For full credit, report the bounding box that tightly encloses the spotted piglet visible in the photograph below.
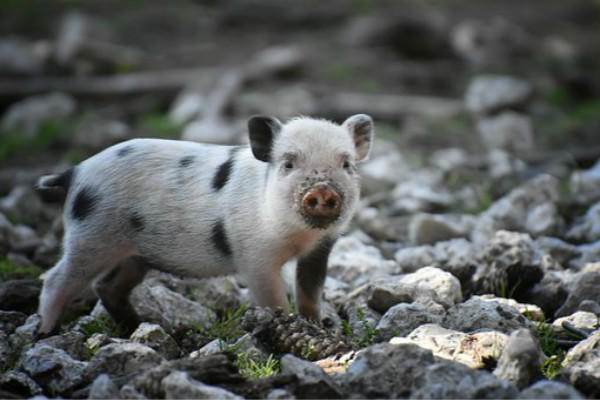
[35,115,374,335]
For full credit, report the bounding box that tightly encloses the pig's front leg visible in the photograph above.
[243,261,290,312]
[296,237,336,321]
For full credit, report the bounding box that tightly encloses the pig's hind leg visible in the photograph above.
[93,256,149,335]
[38,235,133,336]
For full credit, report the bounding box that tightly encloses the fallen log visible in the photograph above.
[0,68,216,98]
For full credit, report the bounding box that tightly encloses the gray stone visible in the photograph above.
[561,331,600,398]
[266,388,295,399]
[280,354,342,398]
[376,302,444,340]
[430,148,469,172]
[394,239,477,285]
[487,149,527,179]
[478,112,534,152]
[0,370,43,398]
[131,283,216,333]
[391,323,508,369]
[443,295,532,334]
[473,230,544,299]
[0,310,27,334]
[19,344,88,395]
[7,224,42,254]
[480,295,545,321]
[555,272,600,317]
[185,276,243,312]
[535,237,581,265]
[413,361,519,399]
[567,202,600,243]
[518,380,584,399]
[465,75,533,115]
[9,314,40,352]
[553,311,599,331]
[342,343,435,398]
[130,323,180,360]
[86,342,164,380]
[162,371,242,399]
[1,92,76,136]
[0,38,49,75]
[570,241,600,270]
[89,374,120,399]
[0,279,40,314]
[359,149,412,194]
[493,329,543,389]
[37,331,88,360]
[452,18,531,66]
[328,235,397,286]
[189,339,222,359]
[391,170,454,214]
[0,332,12,371]
[0,185,52,228]
[472,175,562,244]
[409,213,476,245]
[570,160,600,205]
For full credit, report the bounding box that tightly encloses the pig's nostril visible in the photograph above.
[326,198,337,209]
[307,197,318,208]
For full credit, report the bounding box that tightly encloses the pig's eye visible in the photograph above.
[343,160,351,170]
[284,161,294,170]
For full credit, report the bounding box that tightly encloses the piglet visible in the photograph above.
[35,115,374,335]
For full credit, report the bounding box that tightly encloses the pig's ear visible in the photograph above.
[343,114,374,162]
[248,115,282,162]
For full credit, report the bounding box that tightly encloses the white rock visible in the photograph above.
[328,235,397,286]
[169,91,207,125]
[465,75,533,115]
[409,213,476,245]
[390,323,508,369]
[162,371,242,399]
[181,117,240,144]
[130,322,180,359]
[478,111,534,152]
[472,174,562,244]
[570,159,600,205]
[1,92,76,137]
[399,266,462,307]
[376,302,444,339]
[567,202,600,243]
[443,295,533,334]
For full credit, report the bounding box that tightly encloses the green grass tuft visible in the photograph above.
[535,319,565,380]
[0,258,44,281]
[343,307,379,348]
[200,304,248,342]
[235,352,280,380]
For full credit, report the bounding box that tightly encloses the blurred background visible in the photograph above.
[1,0,600,269]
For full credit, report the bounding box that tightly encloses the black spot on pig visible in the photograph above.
[179,155,195,168]
[72,187,99,221]
[212,156,234,191]
[117,145,134,157]
[129,212,145,232]
[211,219,232,256]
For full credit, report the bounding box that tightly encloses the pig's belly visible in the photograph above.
[134,236,238,279]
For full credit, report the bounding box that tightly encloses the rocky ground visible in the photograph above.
[1,1,600,399]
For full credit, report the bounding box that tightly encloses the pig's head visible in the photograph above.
[248,114,374,232]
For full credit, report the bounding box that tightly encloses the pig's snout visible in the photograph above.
[302,183,342,220]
